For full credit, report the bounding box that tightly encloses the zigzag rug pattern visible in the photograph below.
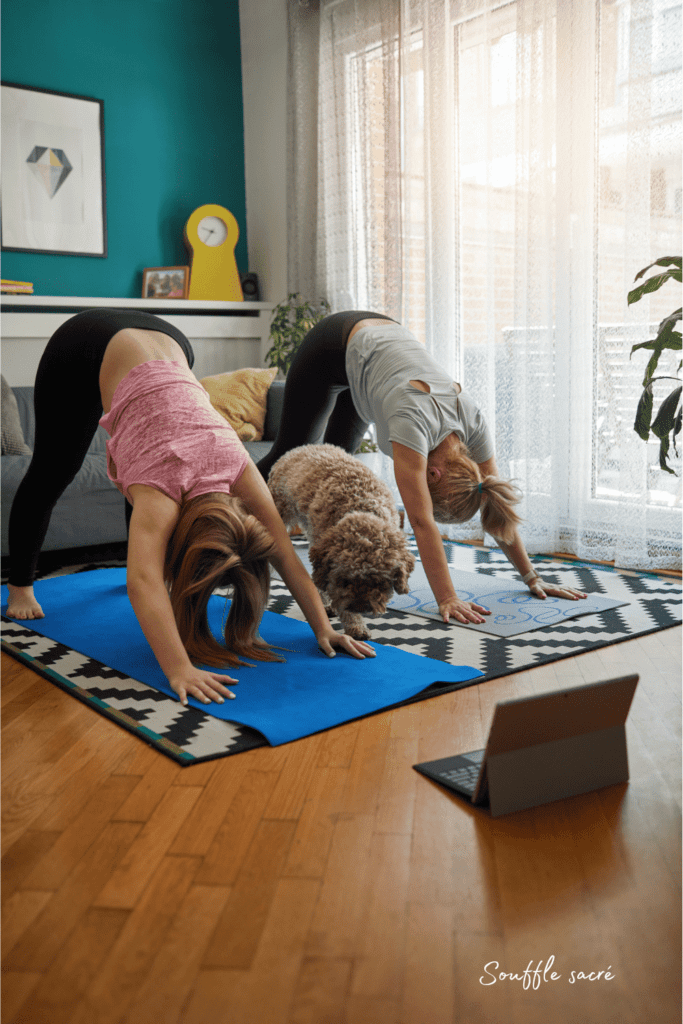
[2,541,680,764]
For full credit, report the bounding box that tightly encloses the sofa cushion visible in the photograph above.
[200,367,277,442]
[1,375,31,455]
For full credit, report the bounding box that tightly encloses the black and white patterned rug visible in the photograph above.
[2,540,680,765]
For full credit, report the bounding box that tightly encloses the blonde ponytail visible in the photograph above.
[164,492,283,668]
[428,442,522,544]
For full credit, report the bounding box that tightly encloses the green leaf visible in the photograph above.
[657,307,682,334]
[630,320,682,384]
[651,386,682,440]
[650,386,682,475]
[628,268,681,305]
[630,339,657,357]
[658,434,675,474]
[634,257,682,281]
[633,387,653,441]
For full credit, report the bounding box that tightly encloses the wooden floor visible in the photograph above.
[2,625,681,1024]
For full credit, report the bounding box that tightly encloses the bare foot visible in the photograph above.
[6,584,45,620]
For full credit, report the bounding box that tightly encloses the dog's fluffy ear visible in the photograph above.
[393,550,416,594]
[309,541,332,591]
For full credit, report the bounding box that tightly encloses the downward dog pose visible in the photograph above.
[257,312,586,625]
[7,309,373,706]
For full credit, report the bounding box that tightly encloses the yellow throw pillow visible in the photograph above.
[200,367,278,442]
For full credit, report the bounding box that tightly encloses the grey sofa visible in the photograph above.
[1,380,286,559]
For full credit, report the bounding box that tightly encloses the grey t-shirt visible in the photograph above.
[346,324,494,461]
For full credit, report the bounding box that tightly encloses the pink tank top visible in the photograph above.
[99,361,249,504]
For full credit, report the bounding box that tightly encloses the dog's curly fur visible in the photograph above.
[268,444,415,639]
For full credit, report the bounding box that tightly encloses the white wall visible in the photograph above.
[239,0,288,305]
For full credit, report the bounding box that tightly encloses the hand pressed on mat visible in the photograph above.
[438,596,491,625]
[169,666,237,706]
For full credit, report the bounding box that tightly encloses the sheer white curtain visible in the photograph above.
[288,0,682,570]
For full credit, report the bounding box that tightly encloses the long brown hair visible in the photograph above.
[428,441,522,544]
[164,492,283,668]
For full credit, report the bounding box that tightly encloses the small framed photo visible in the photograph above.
[1,81,107,256]
[142,266,189,299]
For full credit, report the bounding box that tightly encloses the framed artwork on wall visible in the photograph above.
[0,81,107,257]
[142,266,189,299]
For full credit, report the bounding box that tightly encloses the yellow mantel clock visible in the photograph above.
[183,204,243,301]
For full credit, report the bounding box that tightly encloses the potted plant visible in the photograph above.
[629,256,681,474]
[265,293,330,377]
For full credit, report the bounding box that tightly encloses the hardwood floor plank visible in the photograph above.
[338,713,392,817]
[201,819,298,970]
[264,734,325,820]
[372,715,420,837]
[2,717,138,855]
[317,721,359,768]
[1,689,100,775]
[119,884,232,1024]
[12,907,130,1024]
[1,889,52,964]
[67,856,200,1024]
[23,724,141,835]
[416,683,483,764]
[407,771,464,908]
[350,833,411,998]
[112,756,183,822]
[489,809,596,940]
[21,775,140,891]
[401,903,455,1024]
[93,786,202,909]
[305,814,375,958]
[344,995,401,1024]
[1,971,42,1024]
[1,679,54,727]
[287,957,353,1024]
[184,878,320,1024]
[109,740,164,777]
[0,654,39,701]
[169,755,251,856]
[193,769,282,886]
[172,759,219,786]
[1,829,61,906]
[370,737,419,839]
[177,970,244,1024]
[282,766,348,879]
[3,822,141,973]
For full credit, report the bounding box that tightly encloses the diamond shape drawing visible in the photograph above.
[26,146,73,198]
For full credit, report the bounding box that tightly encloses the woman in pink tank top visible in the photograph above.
[7,312,374,707]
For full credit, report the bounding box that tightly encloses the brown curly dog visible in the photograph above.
[268,444,415,639]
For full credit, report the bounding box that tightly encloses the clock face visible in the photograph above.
[197,215,228,247]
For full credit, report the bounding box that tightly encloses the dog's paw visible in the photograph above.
[339,612,372,641]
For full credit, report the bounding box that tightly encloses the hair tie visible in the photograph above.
[477,481,483,494]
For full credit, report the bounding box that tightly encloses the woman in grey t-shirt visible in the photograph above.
[257,313,585,624]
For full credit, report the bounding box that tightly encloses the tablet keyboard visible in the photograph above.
[438,763,481,793]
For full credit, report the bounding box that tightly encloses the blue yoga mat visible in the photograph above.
[2,569,482,746]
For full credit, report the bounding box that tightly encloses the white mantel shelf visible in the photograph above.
[1,296,275,386]
[0,295,273,313]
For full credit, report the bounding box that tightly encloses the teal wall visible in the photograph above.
[1,0,247,298]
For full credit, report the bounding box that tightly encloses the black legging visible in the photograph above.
[256,311,395,480]
[8,309,195,587]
